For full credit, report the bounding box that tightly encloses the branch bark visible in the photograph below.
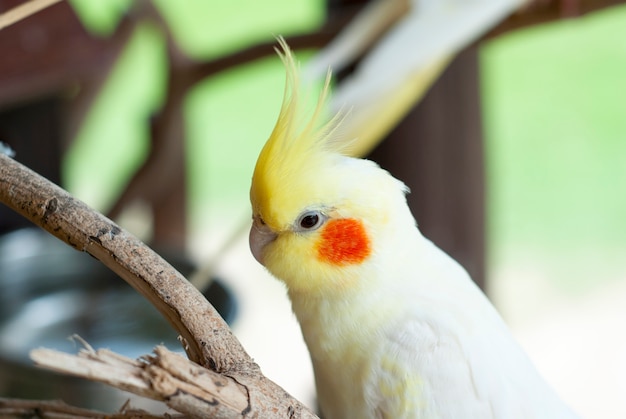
[0,153,317,418]
[0,397,167,419]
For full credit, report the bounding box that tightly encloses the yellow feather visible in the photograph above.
[250,37,340,232]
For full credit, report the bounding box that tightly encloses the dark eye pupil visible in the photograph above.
[300,214,319,229]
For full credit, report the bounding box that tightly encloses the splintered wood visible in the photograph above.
[30,344,248,417]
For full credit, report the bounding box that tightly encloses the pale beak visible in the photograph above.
[249,218,277,265]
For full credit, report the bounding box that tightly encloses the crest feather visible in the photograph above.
[250,38,345,228]
[265,37,340,158]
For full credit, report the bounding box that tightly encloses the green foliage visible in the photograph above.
[482,6,626,289]
[69,0,132,36]
[63,23,166,210]
[152,0,324,58]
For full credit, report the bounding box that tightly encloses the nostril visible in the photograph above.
[252,215,266,227]
[249,222,278,266]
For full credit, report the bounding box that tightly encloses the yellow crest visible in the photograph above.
[250,38,343,231]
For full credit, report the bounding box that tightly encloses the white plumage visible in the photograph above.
[286,169,579,418]
[250,36,578,418]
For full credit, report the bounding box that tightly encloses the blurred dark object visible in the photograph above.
[0,96,64,233]
[0,0,130,234]
[0,228,176,410]
[0,0,125,107]
[0,228,236,410]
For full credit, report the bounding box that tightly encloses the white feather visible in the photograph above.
[303,0,528,156]
[327,0,526,112]
[286,168,578,418]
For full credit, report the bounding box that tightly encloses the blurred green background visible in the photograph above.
[64,1,626,294]
[483,6,626,293]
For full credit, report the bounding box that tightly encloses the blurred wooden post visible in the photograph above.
[368,45,486,290]
[144,72,188,252]
[0,96,64,233]
[0,0,128,234]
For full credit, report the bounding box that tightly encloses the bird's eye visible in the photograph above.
[301,214,319,229]
[297,211,325,231]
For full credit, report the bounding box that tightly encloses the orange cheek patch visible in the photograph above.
[316,218,371,265]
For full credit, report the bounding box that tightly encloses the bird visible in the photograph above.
[249,38,578,419]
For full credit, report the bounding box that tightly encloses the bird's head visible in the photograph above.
[249,39,412,298]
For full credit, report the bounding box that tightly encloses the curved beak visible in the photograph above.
[249,218,277,265]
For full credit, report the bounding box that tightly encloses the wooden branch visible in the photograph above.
[0,153,318,418]
[0,0,63,30]
[0,397,166,419]
[488,0,626,38]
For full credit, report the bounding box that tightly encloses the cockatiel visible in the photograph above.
[249,40,578,419]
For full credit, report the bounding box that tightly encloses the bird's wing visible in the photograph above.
[368,315,493,419]
[369,308,579,419]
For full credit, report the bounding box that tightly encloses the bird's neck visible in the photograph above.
[287,263,407,349]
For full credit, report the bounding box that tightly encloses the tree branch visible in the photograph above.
[0,0,63,30]
[0,397,167,419]
[0,153,317,417]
